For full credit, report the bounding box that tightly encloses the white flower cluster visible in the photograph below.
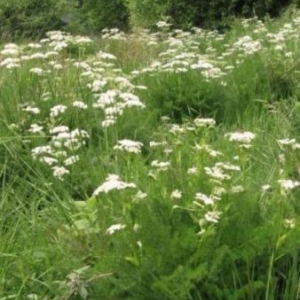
[193,118,216,127]
[225,131,255,148]
[114,139,143,154]
[151,160,171,171]
[278,179,300,193]
[93,174,136,195]
[31,126,89,180]
[92,90,145,128]
[106,224,126,235]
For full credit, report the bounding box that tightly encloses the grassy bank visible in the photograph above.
[1,12,300,299]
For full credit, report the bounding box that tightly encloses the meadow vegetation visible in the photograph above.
[2,7,300,300]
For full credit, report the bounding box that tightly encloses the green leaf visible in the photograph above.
[125,256,139,266]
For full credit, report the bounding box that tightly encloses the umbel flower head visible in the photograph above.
[114,139,143,154]
[225,131,255,144]
[93,174,136,195]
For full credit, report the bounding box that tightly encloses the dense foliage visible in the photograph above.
[73,0,129,34]
[0,0,297,38]
[0,0,67,39]
[165,0,295,30]
[0,0,128,39]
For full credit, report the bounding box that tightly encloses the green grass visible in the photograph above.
[1,12,300,300]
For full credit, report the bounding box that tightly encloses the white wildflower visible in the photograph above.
[106,224,126,235]
[27,43,42,49]
[212,186,227,198]
[292,143,300,150]
[278,179,300,191]
[171,189,182,200]
[229,185,244,193]
[278,154,285,164]
[64,138,81,150]
[225,131,255,144]
[30,68,44,76]
[40,156,58,166]
[156,21,171,28]
[28,124,43,133]
[134,190,147,201]
[50,105,67,117]
[72,101,88,109]
[32,146,52,157]
[49,126,69,134]
[195,193,214,205]
[93,90,117,108]
[119,93,145,109]
[169,124,185,134]
[187,166,198,175]
[27,294,38,300]
[204,166,231,180]
[97,51,116,60]
[93,174,136,195]
[53,41,68,51]
[89,79,107,92]
[45,51,58,58]
[104,106,123,116]
[161,116,171,122]
[0,57,20,68]
[3,43,19,50]
[1,48,19,56]
[151,160,171,171]
[215,162,241,172]
[194,118,216,127]
[114,139,143,154]
[74,36,93,44]
[22,106,40,114]
[284,218,295,229]
[277,138,296,146]
[64,155,80,166]
[149,141,168,148]
[52,166,70,180]
[261,184,271,191]
[204,211,221,223]
[71,129,89,139]
[53,63,63,70]
[114,76,134,89]
[30,53,46,60]
[194,144,223,157]
[53,150,68,158]
[102,117,117,127]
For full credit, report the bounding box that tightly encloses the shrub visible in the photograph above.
[0,0,129,39]
[123,0,168,28]
[123,0,294,31]
[74,0,129,34]
[0,0,71,39]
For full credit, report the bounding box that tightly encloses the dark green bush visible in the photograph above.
[165,0,294,30]
[70,0,129,34]
[0,0,129,39]
[0,0,70,39]
[123,0,168,28]
[123,0,294,30]
[0,0,295,39]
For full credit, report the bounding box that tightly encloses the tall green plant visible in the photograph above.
[123,0,169,28]
[122,0,293,32]
[76,0,129,33]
